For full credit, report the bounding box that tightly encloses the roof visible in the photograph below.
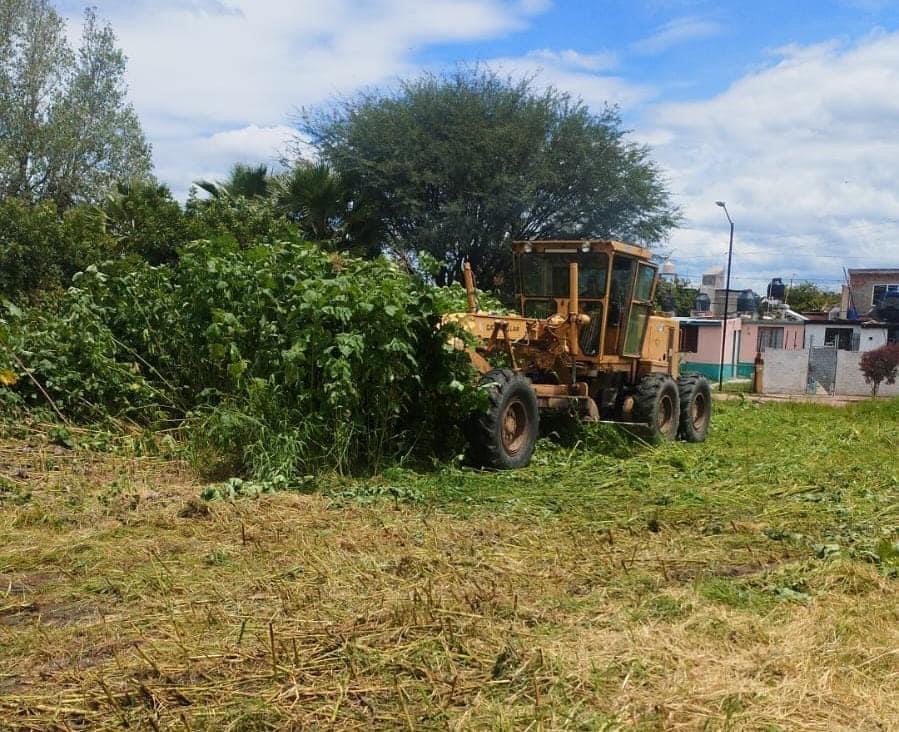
[806,319,861,326]
[512,240,652,260]
[675,317,740,326]
[742,319,802,326]
[847,268,899,276]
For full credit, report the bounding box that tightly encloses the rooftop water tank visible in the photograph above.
[660,291,676,313]
[694,292,711,312]
[737,289,757,314]
[767,278,786,301]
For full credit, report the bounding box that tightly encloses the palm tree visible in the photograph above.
[195,163,270,199]
[273,162,382,256]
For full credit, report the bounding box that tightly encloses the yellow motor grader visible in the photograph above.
[446,239,712,469]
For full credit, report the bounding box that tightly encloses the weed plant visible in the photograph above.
[0,236,478,478]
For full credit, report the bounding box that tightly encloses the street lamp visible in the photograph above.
[715,201,735,390]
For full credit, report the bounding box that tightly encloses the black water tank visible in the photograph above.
[694,292,711,312]
[767,278,786,301]
[660,291,676,313]
[737,289,757,314]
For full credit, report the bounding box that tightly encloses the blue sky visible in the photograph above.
[59,0,899,291]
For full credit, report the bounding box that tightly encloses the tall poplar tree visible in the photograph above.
[0,1,151,207]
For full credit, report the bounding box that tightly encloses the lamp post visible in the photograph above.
[715,201,735,390]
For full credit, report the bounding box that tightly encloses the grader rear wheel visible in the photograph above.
[633,374,680,444]
[467,369,539,469]
[677,374,712,442]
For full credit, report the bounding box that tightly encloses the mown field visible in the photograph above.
[1,398,898,731]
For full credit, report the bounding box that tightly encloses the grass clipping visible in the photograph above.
[0,399,898,729]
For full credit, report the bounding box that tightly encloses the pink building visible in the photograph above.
[740,320,806,361]
[677,317,743,380]
[678,317,807,381]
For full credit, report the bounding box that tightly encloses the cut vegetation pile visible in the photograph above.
[1,398,897,729]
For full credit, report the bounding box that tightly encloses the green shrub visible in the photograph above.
[0,236,478,477]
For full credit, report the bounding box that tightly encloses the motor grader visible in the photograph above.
[445,239,712,469]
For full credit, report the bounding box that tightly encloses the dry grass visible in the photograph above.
[1,401,898,730]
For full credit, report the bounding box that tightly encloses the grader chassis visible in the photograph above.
[447,239,711,469]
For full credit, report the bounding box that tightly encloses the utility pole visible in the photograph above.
[715,201,735,390]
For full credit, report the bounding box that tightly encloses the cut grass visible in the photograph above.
[0,399,897,729]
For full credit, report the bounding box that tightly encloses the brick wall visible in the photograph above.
[835,350,899,397]
[761,349,809,394]
[761,348,899,397]
[848,271,899,314]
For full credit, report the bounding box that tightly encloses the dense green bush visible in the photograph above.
[0,199,112,302]
[0,236,478,477]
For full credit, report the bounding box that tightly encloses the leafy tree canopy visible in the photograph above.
[785,281,840,313]
[860,343,899,397]
[655,276,698,317]
[302,68,679,287]
[0,2,152,207]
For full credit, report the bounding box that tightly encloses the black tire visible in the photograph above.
[467,369,539,469]
[633,374,680,444]
[677,374,712,442]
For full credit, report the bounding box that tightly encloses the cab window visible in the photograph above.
[519,252,608,299]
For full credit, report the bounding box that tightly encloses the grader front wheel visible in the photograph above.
[468,369,539,469]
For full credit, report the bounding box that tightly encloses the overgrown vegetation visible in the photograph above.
[0,233,478,477]
[0,399,896,728]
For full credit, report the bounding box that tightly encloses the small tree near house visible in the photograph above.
[859,343,899,397]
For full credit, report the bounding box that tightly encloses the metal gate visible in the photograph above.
[807,346,837,395]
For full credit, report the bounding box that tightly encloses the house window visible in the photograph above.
[872,284,899,306]
[680,325,699,353]
[757,326,783,351]
[824,327,855,350]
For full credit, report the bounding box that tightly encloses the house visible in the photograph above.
[841,268,899,319]
[815,268,899,349]
[678,304,807,381]
[740,318,806,364]
[805,320,899,351]
[677,316,742,380]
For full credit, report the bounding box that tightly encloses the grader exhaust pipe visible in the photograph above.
[463,261,479,313]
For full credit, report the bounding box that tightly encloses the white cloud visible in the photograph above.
[201,125,296,160]
[525,48,618,72]
[641,32,899,291]
[64,0,549,198]
[632,16,722,55]
[487,50,653,110]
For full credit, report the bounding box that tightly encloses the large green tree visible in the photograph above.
[0,2,151,207]
[302,69,679,286]
[785,281,840,313]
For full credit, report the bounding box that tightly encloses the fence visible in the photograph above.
[760,348,899,397]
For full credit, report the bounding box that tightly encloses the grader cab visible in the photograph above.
[447,240,711,469]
